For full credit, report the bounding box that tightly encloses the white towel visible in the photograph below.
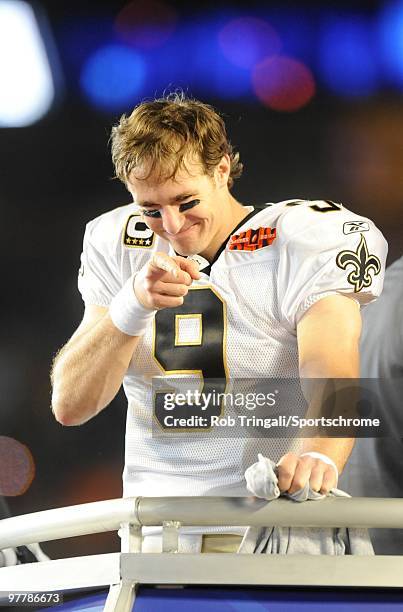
[238,454,374,555]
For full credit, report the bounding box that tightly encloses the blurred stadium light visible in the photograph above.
[252,56,316,112]
[218,16,281,70]
[183,16,253,99]
[379,0,403,87]
[266,8,314,67]
[80,44,146,112]
[115,0,178,50]
[0,0,55,126]
[17,0,403,115]
[0,436,35,496]
[318,12,380,97]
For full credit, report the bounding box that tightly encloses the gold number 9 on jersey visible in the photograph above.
[153,286,227,430]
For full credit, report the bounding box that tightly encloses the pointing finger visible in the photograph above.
[173,256,201,280]
[149,252,180,279]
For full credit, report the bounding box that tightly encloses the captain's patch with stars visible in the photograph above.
[123,215,155,248]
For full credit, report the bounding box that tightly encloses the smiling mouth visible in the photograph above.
[168,223,200,238]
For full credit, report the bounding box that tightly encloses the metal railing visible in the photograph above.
[1,495,403,549]
[0,496,403,611]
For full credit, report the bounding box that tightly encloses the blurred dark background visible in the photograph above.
[0,0,402,559]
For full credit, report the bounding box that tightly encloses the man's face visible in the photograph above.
[127,157,230,259]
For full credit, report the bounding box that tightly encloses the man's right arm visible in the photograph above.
[51,305,140,426]
[51,252,201,427]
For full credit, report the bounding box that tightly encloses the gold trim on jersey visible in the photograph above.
[174,313,203,346]
[151,284,228,433]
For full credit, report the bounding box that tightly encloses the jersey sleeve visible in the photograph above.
[77,218,122,307]
[276,201,388,330]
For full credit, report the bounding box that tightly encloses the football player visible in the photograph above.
[51,93,387,552]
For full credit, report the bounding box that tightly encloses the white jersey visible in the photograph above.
[78,199,387,499]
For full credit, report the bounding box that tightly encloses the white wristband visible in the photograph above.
[300,451,339,481]
[109,274,156,336]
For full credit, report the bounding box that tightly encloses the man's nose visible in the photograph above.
[161,207,184,235]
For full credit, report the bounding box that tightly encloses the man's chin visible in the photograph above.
[172,246,198,257]
[169,238,203,257]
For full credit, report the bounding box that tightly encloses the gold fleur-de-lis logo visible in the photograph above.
[336,234,381,292]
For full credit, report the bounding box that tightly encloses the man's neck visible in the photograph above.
[200,197,252,262]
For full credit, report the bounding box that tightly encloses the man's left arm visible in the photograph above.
[277,293,361,494]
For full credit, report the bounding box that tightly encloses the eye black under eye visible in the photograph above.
[142,199,200,218]
[143,209,162,218]
[179,199,200,212]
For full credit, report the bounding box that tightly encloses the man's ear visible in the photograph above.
[215,154,231,187]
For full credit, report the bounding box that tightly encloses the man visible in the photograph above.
[339,256,403,554]
[51,93,387,552]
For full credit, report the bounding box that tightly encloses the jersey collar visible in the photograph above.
[181,205,265,277]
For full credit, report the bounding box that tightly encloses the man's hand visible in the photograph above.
[277,452,337,495]
[134,252,201,310]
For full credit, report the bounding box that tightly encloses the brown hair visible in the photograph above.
[110,92,243,189]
